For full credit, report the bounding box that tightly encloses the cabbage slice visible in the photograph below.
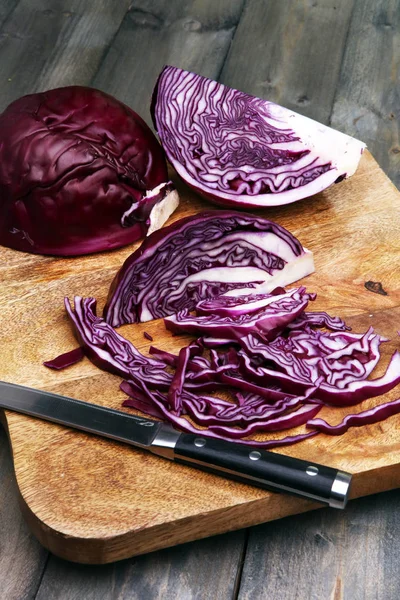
[104,210,314,326]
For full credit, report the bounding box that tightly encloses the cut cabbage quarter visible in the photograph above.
[152,66,365,208]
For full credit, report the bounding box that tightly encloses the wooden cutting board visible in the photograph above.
[1,150,400,564]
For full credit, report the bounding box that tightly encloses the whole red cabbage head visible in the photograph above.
[0,86,179,256]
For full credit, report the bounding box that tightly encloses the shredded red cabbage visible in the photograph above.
[307,397,400,435]
[195,287,288,316]
[121,379,319,449]
[208,403,321,438]
[168,344,194,413]
[64,296,171,389]
[237,328,400,405]
[286,311,350,331]
[165,287,314,341]
[61,289,400,450]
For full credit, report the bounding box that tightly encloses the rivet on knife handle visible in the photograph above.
[151,430,352,509]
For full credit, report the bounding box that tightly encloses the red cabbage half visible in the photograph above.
[104,210,314,326]
[151,66,365,208]
[0,86,179,256]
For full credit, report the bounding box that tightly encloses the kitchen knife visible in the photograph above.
[0,380,352,508]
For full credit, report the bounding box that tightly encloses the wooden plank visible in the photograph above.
[0,425,48,600]
[219,0,355,124]
[236,489,400,600]
[0,0,18,28]
[92,0,246,124]
[331,0,400,188]
[35,530,245,600]
[0,0,131,111]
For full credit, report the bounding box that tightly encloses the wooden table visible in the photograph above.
[0,1,399,598]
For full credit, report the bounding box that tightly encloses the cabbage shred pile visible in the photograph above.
[60,289,400,449]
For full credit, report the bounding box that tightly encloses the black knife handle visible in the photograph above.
[173,433,351,508]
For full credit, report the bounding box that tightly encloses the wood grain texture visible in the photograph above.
[1,151,400,564]
[237,489,400,600]
[92,0,246,124]
[0,0,131,110]
[331,0,400,187]
[34,530,245,600]
[220,0,355,124]
[0,425,48,600]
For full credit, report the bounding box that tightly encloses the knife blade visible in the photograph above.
[0,380,352,508]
